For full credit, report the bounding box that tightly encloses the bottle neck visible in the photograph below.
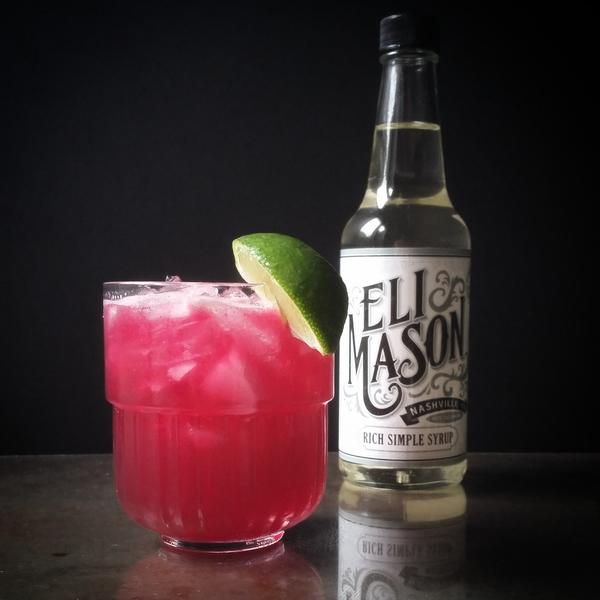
[364,50,449,208]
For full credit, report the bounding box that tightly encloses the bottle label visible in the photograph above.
[338,249,470,464]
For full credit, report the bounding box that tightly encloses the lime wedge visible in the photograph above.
[232,233,348,355]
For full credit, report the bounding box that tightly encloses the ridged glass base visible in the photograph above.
[339,455,467,488]
[160,531,285,554]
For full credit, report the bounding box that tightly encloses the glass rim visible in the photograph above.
[102,281,266,301]
[103,281,263,287]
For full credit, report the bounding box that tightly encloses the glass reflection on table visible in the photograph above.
[338,482,466,600]
[116,541,324,599]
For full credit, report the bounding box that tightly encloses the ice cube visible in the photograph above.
[219,285,251,299]
[103,303,119,326]
[166,299,192,319]
[168,360,196,381]
[200,350,257,412]
[185,420,224,448]
[131,291,192,320]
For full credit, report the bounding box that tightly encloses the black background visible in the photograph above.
[3,2,592,454]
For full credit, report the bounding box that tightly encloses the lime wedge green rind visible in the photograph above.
[232,233,348,355]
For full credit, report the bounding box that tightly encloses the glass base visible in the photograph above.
[160,531,285,554]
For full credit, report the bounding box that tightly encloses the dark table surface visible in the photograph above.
[1,452,599,599]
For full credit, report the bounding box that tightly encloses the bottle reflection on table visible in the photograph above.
[116,542,324,599]
[338,482,466,600]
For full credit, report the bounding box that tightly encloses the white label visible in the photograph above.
[338,512,465,600]
[339,250,470,463]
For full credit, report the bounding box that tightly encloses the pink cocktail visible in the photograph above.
[103,282,333,552]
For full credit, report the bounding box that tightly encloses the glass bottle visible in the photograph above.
[338,14,471,486]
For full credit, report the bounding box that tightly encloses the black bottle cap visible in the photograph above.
[379,13,439,53]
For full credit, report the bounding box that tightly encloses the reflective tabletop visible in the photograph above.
[1,452,598,599]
